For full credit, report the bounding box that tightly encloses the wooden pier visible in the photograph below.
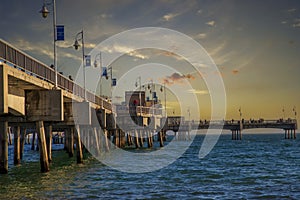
[0,38,298,174]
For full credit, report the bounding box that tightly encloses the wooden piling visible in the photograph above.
[104,129,110,152]
[20,127,26,160]
[69,128,74,157]
[36,121,49,173]
[0,121,8,174]
[294,129,296,139]
[31,132,36,150]
[75,125,83,164]
[45,125,52,162]
[93,127,100,156]
[139,130,144,148]
[13,126,21,165]
[158,131,164,147]
[134,129,140,148]
[284,129,287,139]
[8,127,12,146]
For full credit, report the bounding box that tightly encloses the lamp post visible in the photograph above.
[293,106,297,119]
[40,0,58,88]
[160,83,167,117]
[94,52,102,96]
[135,76,142,116]
[73,30,86,101]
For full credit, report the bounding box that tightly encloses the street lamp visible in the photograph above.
[160,83,167,117]
[73,30,86,101]
[135,76,142,116]
[94,52,103,96]
[39,0,58,88]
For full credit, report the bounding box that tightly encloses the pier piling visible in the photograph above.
[13,126,21,165]
[0,121,8,174]
[36,121,49,173]
[75,125,83,164]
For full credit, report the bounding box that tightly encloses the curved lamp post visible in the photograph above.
[73,30,86,101]
[40,0,58,88]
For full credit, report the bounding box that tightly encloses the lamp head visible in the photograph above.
[40,5,49,18]
[73,40,80,50]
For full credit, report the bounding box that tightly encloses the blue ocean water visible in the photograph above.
[1,133,300,199]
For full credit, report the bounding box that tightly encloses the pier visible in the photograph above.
[0,38,298,174]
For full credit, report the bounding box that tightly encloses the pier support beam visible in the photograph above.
[0,121,8,174]
[13,126,21,165]
[36,121,49,173]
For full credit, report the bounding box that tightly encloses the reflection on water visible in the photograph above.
[1,133,300,199]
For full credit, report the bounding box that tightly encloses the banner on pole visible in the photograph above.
[85,55,91,67]
[56,25,64,41]
[112,78,117,86]
[102,67,107,77]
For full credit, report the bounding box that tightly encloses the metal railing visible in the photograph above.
[0,39,111,111]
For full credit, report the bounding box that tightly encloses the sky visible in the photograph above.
[1,0,300,121]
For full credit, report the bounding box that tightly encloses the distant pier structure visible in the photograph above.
[0,38,298,174]
[165,117,297,140]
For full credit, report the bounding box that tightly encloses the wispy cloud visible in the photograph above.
[102,44,149,60]
[287,8,297,13]
[292,19,300,28]
[162,12,180,21]
[161,72,195,85]
[195,33,207,39]
[232,69,239,75]
[187,89,208,95]
[206,20,216,27]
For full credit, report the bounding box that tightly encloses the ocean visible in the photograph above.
[1,132,299,199]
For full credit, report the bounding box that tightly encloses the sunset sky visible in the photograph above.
[1,0,300,121]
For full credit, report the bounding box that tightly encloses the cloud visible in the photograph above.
[187,89,208,95]
[206,20,216,27]
[287,8,297,13]
[232,69,239,75]
[162,13,180,21]
[100,13,112,19]
[161,72,195,85]
[292,19,300,28]
[102,44,149,60]
[195,33,207,39]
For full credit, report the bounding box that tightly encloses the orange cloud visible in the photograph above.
[232,69,239,75]
[161,72,195,85]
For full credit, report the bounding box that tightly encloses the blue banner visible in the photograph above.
[85,55,91,67]
[56,25,64,41]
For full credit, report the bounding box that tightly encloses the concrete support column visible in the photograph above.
[13,126,21,165]
[0,121,8,174]
[36,121,49,173]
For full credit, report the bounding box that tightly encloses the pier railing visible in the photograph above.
[0,39,111,111]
